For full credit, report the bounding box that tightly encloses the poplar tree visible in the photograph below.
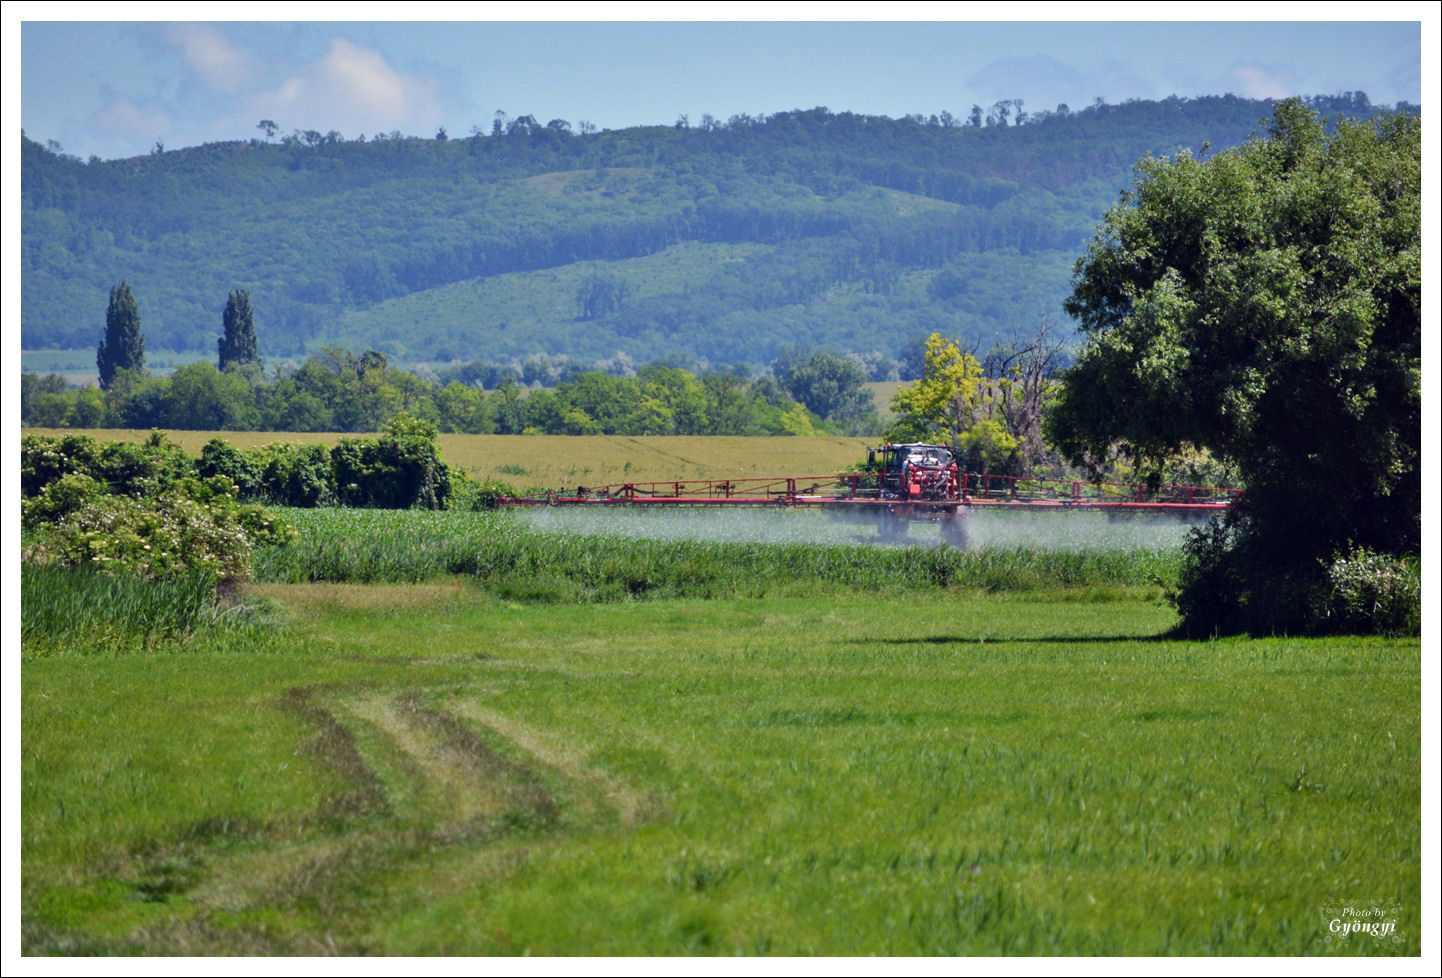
[218,289,259,373]
[96,282,145,390]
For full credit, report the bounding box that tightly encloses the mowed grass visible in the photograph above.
[23,429,873,490]
[22,581,1420,955]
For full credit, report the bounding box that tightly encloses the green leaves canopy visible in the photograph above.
[1055,102,1418,472]
[1048,101,1420,632]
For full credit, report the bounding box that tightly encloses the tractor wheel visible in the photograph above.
[880,507,909,543]
[942,511,970,550]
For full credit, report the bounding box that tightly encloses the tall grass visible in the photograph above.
[255,508,1182,601]
[21,564,277,656]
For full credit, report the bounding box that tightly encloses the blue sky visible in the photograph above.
[13,9,1427,161]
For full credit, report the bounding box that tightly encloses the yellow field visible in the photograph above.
[864,380,904,421]
[23,429,874,490]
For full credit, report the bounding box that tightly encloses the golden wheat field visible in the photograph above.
[23,429,875,490]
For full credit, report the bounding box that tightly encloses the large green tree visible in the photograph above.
[218,289,260,373]
[784,353,874,422]
[96,282,145,390]
[1047,101,1420,634]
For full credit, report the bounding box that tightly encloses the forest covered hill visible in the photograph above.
[22,92,1405,374]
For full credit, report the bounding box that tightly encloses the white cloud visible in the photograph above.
[159,23,253,94]
[249,38,442,136]
[91,93,171,147]
[1228,63,1298,100]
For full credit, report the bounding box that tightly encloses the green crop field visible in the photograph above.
[19,508,1421,956]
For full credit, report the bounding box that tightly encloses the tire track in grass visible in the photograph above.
[342,692,557,834]
[401,696,558,825]
[185,690,564,921]
[449,700,662,827]
[277,686,389,821]
[145,685,654,951]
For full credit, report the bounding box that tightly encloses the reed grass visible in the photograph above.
[254,508,1183,600]
[21,564,280,656]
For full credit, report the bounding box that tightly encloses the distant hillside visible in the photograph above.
[22,93,1404,370]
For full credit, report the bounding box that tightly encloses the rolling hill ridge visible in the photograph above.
[22,92,1404,372]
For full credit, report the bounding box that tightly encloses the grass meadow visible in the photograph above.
[19,506,1421,956]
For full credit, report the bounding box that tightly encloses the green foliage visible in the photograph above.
[1316,547,1420,636]
[956,419,1020,474]
[196,437,265,497]
[383,412,438,441]
[782,353,874,421]
[448,474,520,511]
[21,433,103,497]
[1050,102,1420,635]
[23,428,459,512]
[888,333,985,444]
[332,421,450,509]
[23,475,295,584]
[22,430,194,498]
[25,97,1399,365]
[217,289,259,372]
[135,361,259,430]
[200,440,333,508]
[20,373,68,422]
[265,444,334,508]
[20,473,108,532]
[96,281,145,390]
[576,272,630,319]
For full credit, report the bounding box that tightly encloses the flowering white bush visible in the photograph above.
[1318,547,1421,636]
[23,475,295,584]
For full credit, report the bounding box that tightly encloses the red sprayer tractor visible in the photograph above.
[497,443,1242,548]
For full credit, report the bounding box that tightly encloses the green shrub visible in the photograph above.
[197,437,266,498]
[245,442,333,507]
[94,431,193,496]
[448,472,519,510]
[23,476,295,584]
[1317,547,1421,636]
[1173,513,1421,637]
[21,430,193,498]
[21,473,108,533]
[332,427,449,509]
[21,433,104,496]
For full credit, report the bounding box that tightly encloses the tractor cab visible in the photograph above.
[885,444,955,472]
[871,443,961,501]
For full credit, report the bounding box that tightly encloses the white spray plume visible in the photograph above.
[519,506,1209,551]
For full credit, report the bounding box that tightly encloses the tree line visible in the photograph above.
[21,356,878,438]
[24,282,883,437]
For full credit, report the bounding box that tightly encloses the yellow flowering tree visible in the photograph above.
[887,333,984,445]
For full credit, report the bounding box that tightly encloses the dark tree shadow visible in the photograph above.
[846,632,1179,646]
